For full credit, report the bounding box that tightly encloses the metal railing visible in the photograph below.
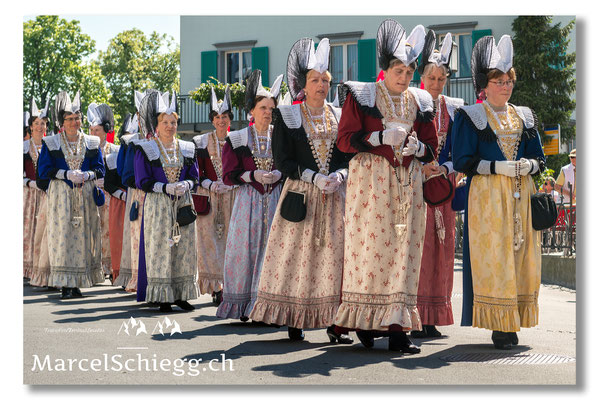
[541,191,576,256]
[177,94,245,125]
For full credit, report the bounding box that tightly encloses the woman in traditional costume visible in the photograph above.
[87,103,119,279]
[104,114,136,282]
[113,91,149,291]
[193,86,237,305]
[452,35,545,349]
[334,20,437,352]
[38,91,105,299]
[24,98,52,286]
[249,38,352,343]
[134,91,199,312]
[216,70,284,321]
[412,31,465,339]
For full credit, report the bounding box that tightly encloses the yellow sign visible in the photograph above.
[543,126,560,156]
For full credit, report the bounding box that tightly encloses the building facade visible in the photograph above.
[179,15,575,141]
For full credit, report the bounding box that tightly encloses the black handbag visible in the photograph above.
[129,200,139,221]
[176,192,197,226]
[530,193,558,231]
[177,205,197,226]
[280,190,307,222]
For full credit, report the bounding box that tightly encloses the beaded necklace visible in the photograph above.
[29,139,42,170]
[301,103,337,174]
[210,131,227,180]
[155,137,183,183]
[250,125,273,173]
[61,132,84,171]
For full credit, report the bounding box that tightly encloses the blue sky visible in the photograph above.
[23,15,180,58]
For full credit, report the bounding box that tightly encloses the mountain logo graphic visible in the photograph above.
[117,317,148,336]
[152,316,182,336]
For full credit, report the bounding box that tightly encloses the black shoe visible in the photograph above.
[288,327,305,341]
[410,329,428,338]
[60,287,74,299]
[159,303,173,312]
[326,326,354,344]
[174,300,195,311]
[491,331,513,350]
[508,331,519,345]
[425,325,442,337]
[240,316,249,322]
[212,291,223,306]
[71,287,83,298]
[389,331,421,353]
[356,330,375,348]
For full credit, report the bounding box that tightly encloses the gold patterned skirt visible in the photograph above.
[467,174,541,332]
[334,153,426,331]
[195,187,237,294]
[249,179,346,329]
[46,180,103,288]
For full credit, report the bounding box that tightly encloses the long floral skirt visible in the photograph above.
[416,194,456,326]
[29,190,51,287]
[142,192,198,303]
[334,153,426,332]
[195,188,237,294]
[113,187,144,291]
[249,179,346,329]
[216,184,281,319]
[108,196,126,282]
[23,186,43,278]
[46,180,103,288]
[467,174,541,332]
[98,191,112,276]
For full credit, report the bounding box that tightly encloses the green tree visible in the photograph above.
[98,29,180,120]
[510,16,576,144]
[23,16,111,120]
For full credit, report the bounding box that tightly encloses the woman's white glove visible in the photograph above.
[494,160,518,177]
[67,170,84,184]
[262,170,282,185]
[252,169,269,185]
[165,183,178,195]
[28,180,38,190]
[369,127,408,147]
[518,158,538,176]
[314,173,339,194]
[95,178,104,189]
[402,135,425,157]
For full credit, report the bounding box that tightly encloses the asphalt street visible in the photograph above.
[23,259,576,385]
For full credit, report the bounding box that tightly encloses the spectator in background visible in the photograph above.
[555,149,576,205]
[540,176,561,204]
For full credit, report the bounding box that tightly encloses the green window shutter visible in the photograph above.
[358,39,376,82]
[472,29,492,46]
[201,50,218,83]
[251,47,269,86]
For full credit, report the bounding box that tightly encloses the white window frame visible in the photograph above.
[224,50,252,84]
[438,32,469,78]
[330,41,358,83]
